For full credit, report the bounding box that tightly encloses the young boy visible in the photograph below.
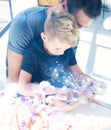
[18,11,81,112]
[19,11,79,87]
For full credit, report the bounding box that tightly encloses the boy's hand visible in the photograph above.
[46,95,80,112]
[52,99,80,112]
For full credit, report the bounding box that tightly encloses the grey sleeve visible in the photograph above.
[8,16,33,55]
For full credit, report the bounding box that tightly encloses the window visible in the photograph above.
[0,0,13,36]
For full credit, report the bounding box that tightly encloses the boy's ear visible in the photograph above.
[41,32,47,41]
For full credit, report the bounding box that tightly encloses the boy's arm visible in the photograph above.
[49,99,80,112]
[69,64,84,78]
[17,82,39,97]
[19,70,32,83]
[69,64,95,80]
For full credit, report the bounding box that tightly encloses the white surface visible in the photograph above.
[60,102,111,130]
[96,82,111,105]
[103,17,111,30]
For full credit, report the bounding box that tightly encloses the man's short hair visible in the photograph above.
[67,0,102,19]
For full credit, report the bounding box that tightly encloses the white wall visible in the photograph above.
[11,0,38,17]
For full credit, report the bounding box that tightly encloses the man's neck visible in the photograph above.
[47,3,66,15]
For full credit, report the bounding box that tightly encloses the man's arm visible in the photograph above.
[7,49,23,83]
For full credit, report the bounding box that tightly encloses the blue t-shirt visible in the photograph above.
[8,6,48,54]
[6,7,48,76]
[21,40,77,87]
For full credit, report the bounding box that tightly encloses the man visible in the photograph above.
[7,0,102,82]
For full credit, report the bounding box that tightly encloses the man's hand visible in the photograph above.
[7,50,23,83]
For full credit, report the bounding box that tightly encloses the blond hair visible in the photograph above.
[44,11,79,46]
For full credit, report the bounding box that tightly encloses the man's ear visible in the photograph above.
[41,32,47,42]
[61,0,67,11]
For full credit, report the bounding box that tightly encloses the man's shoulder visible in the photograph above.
[14,6,48,19]
[25,6,48,16]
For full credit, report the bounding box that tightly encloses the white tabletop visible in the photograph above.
[51,102,111,130]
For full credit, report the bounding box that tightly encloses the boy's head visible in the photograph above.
[41,11,79,56]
